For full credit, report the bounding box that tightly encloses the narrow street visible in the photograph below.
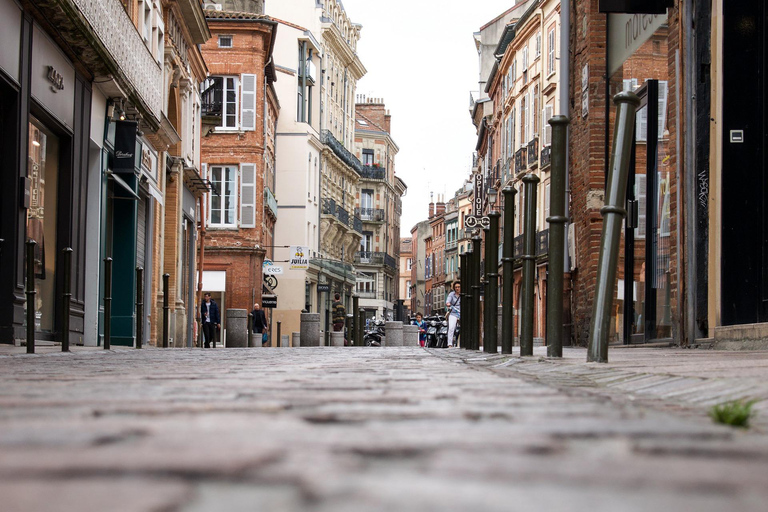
[2,347,768,511]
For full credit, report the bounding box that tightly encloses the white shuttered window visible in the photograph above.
[240,163,256,228]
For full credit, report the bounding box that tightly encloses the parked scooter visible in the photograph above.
[424,315,448,348]
[364,318,385,347]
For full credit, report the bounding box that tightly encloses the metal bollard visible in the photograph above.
[357,307,365,347]
[25,240,36,354]
[136,267,143,349]
[459,252,468,349]
[352,295,359,346]
[276,321,281,348]
[162,273,170,348]
[588,91,640,363]
[520,173,539,356]
[471,236,482,351]
[60,248,73,352]
[501,187,517,354]
[546,116,570,358]
[463,248,473,350]
[104,257,113,350]
[484,212,501,353]
[346,314,353,347]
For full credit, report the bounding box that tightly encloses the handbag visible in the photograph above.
[262,332,268,343]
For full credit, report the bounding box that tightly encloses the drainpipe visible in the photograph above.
[196,194,206,347]
[683,0,696,346]
[560,0,572,273]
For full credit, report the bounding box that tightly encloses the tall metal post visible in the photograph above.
[459,252,467,348]
[357,307,365,347]
[352,295,360,346]
[25,240,36,354]
[60,248,73,352]
[520,173,540,356]
[276,321,281,348]
[104,257,113,350]
[501,187,517,354]
[471,236,482,351]
[484,212,501,353]
[546,116,570,357]
[587,91,640,362]
[136,267,144,349]
[463,248,474,350]
[162,273,170,348]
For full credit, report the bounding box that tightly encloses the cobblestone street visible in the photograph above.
[3,347,768,511]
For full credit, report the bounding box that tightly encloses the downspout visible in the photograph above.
[196,194,206,348]
[561,0,573,344]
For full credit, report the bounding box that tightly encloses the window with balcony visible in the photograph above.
[520,96,527,145]
[543,104,554,147]
[406,281,412,299]
[362,149,374,166]
[201,75,257,131]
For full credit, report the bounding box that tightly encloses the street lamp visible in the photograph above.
[487,186,498,210]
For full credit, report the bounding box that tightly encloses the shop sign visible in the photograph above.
[317,284,331,293]
[599,1,671,14]
[263,262,283,275]
[141,144,158,181]
[262,294,277,308]
[608,11,667,76]
[289,246,309,270]
[114,121,138,171]
[46,66,64,93]
[472,172,484,216]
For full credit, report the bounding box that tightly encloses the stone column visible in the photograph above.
[385,321,403,347]
[291,332,300,347]
[300,313,321,347]
[330,331,345,346]
[225,309,248,348]
[402,325,420,346]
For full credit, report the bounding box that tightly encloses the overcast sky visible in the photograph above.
[340,0,516,237]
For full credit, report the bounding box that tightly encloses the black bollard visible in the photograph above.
[546,116,570,358]
[352,295,359,346]
[136,267,144,349]
[501,187,518,354]
[25,240,36,354]
[276,321,282,348]
[471,236,482,351]
[162,273,170,348]
[61,248,73,352]
[248,312,253,347]
[520,173,540,356]
[464,248,474,350]
[484,212,501,353]
[588,92,640,362]
[357,307,365,347]
[104,257,113,350]
[459,252,468,349]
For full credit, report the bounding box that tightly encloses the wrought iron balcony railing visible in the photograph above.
[321,130,363,174]
[359,166,386,180]
[514,234,524,258]
[515,147,528,174]
[537,229,549,257]
[527,137,539,167]
[355,207,385,222]
[264,187,278,219]
[540,145,552,169]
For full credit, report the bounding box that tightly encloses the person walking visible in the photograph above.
[413,312,427,347]
[251,302,269,347]
[445,281,461,347]
[201,293,220,348]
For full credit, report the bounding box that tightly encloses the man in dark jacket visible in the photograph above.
[252,302,269,347]
[201,293,220,348]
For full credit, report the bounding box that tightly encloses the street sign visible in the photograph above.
[289,246,309,270]
[317,284,331,293]
[262,294,277,308]
[464,215,490,230]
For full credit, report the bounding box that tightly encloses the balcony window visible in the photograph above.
[362,149,374,166]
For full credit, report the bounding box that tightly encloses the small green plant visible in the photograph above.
[709,399,758,428]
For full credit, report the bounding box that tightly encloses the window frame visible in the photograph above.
[208,165,239,228]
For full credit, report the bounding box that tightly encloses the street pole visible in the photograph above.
[104,257,113,350]
[25,240,36,354]
[502,187,517,354]
[588,91,640,362]
[162,273,170,348]
[520,173,540,356]
[61,247,73,352]
[546,116,570,358]
[459,252,468,349]
[484,212,501,353]
[136,267,144,349]
[471,235,482,351]
[353,295,360,346]
[464,247,474,350]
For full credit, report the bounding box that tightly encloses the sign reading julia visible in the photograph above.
[289,246,309,270]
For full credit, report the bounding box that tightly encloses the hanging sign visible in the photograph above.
[289,246,309,270]
[261,294,277,308]
[263,259,284,274]
[114,120,138,171]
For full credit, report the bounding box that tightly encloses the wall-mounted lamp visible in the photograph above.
[488,186,498,205]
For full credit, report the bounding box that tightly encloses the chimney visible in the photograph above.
[435,198,446,216]
[429,192,434,218]
[385,109,391,134]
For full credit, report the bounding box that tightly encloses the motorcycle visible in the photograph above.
[424,315,448,348]
[364,318,385,347]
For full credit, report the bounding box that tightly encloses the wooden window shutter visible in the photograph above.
[240,74,257,131]
[240,163,256,228]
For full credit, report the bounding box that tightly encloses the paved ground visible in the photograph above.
[2,346,768,511]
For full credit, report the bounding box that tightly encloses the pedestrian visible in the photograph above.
[413,312,427,347]
[251,302,269,347]
[200,292,220,348]
[445,281,461,347]
[332,293,346,332]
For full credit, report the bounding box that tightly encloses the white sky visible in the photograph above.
[340,0,517,237]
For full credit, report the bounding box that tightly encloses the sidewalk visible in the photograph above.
[2,346,768,511]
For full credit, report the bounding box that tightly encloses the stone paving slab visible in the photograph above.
[1,347,768,511]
